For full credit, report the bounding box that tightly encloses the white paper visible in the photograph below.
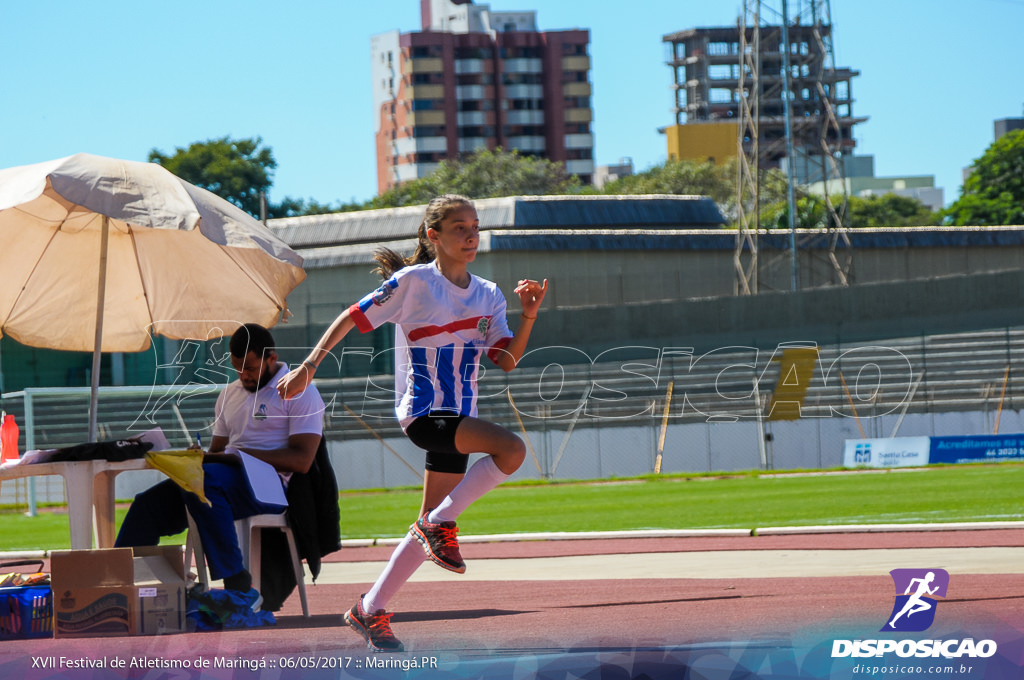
[137,427,172,452]
[237,451,287,507]
[6,449,57,466]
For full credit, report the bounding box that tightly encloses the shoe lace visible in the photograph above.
[435,523,460,549]
[367,611,398,641]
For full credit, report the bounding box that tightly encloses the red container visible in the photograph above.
[1,414,19,462]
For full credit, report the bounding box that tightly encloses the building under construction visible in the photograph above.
[664,3,866,294]
[662,23,866,182]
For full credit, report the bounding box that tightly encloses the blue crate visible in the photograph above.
[0,585,53,639]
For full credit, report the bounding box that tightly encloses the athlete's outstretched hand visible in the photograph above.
[277,364,315,401]
[514,278,548,318]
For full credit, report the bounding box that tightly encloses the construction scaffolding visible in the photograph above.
[734,0,863,292]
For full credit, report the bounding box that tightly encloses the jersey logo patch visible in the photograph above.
[477,316,490,337]
[372,280,398,306]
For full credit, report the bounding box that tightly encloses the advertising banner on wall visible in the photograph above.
[842,437,931,468]
[929,434,1024,465]
[844,434,1024,467]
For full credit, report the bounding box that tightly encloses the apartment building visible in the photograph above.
[371,0,593,194]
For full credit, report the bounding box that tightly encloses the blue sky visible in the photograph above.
[2,0,1022,208]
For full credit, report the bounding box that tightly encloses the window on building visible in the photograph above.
[412,126,445,138]
[709,88,733,104]
[510,99,543,110]
[503,73,543,85]
[708,64,736,80]
[460,126,496,138]
[455,47,493,59]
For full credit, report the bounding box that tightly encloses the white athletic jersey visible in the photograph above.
[348,262,513,429]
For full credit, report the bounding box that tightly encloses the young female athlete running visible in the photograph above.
[276,194,547,652]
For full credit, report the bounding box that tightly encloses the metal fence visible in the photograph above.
[3,326,1024,501]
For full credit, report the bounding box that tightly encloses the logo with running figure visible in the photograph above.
[882,568,949,632]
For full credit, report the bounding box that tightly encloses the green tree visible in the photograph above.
[760,191,940,230]
[372,148,579,208]
[149,136,276,218]
[945,129,1024,225]
[595,158,789,227]
[268,196,365,218]
[760,194,829,230]
[597,158,735,205]
[846,193,941,228]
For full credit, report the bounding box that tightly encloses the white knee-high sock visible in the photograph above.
[362,533,426,613]
[428,456,509,524]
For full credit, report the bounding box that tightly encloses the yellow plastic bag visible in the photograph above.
[145,450,210,505]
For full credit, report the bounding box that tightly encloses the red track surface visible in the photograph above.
[7,531,1024,647]
[3,529,1023,678]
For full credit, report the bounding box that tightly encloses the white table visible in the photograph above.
[0,458,151,549]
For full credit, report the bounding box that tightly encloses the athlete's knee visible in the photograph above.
[496,435,526,473]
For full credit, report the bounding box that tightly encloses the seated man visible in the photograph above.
[116,323,325,607]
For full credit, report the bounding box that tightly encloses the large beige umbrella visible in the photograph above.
[0,153,306,441]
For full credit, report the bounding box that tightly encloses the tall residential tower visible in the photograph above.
[371,0,593,194]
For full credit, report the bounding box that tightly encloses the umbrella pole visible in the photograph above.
[89,215,110,443]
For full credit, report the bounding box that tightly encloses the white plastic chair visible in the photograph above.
[184,511,310,617]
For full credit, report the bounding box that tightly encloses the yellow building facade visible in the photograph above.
[665,122,738,165]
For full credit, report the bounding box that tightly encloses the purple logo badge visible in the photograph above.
[881,568,949,632]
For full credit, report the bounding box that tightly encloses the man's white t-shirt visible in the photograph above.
[213,362,325,452]
[348,262,513,430]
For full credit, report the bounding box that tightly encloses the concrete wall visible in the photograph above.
[525,269,1024,360]
[273,230,1024,359]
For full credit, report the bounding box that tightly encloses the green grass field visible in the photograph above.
[1,464,1022,551]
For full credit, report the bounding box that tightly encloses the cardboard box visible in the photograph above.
[51,546,185,638]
